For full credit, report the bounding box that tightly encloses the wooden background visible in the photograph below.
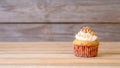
[0,0,120,42]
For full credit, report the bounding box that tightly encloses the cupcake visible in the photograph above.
[73,26,99,57]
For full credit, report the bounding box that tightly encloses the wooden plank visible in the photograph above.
[0,24,119,41]
[0,42,119,65]
[0,22,119,24]
[0,65,119,68]
[0,58,119,65]
[0,54,119,59]
[0,0,120,23]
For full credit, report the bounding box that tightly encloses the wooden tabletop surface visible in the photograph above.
[0,42,119,68]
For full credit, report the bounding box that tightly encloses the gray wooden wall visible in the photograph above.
[0,0,120,42]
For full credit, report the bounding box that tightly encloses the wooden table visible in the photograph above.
[0,42,119,68]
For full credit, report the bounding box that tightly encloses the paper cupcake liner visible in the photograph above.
[73,45,98,57]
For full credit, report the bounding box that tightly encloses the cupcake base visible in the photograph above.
[74,45,98,57]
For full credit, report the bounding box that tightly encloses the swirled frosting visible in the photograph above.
[75,26,98,41]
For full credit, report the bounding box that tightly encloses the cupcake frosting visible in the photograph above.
[75,26,98,41]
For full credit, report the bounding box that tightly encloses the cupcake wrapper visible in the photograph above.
[74,45,98,57]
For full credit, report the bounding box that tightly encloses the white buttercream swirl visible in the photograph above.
[75,31,98,41]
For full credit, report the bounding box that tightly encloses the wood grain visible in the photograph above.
[0,24,119,41]
[0,66,119,68]
[0,42,119,66]
[0,59,119,64]
[0,0,120,23]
